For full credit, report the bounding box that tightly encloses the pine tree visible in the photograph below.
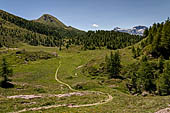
[143,28,149,37]
[140,41,145,49]
[148,33,153,44]
[157,61,170,95]
[136,61,155,93]
[59,39,62,51]
[109,51,121,78]
[157,56,164,73]
[132,46,136,58]
[0,57,13,83]
[151,27,162,57]
[105,54,110,71]
[136,47,140,57]
[160,20,170,59]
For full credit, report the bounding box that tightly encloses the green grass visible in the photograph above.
[0,44,170,113]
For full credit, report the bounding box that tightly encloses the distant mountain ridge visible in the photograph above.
[114,26,148,35]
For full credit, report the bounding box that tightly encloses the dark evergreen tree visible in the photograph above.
[106,51,121,78]
[136,47,141,57]
[160,19,170,59]
[143,28,149,37]
[157,61,170,95]
[157,56,164,73]
[136,61,155,93]
[132,46,136,58]
[0,58,13,83]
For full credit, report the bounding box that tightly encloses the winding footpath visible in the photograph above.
[55,61,113,108]
[9,61,113,113]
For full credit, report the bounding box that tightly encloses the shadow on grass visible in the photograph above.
[0,81,14,88]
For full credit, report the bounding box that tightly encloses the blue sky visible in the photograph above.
[0,0,170,31]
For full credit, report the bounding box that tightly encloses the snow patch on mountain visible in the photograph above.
[114,26,148,36]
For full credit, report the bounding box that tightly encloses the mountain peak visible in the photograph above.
[114,25,148,36]
[133,25,148,30]
[36,14,67,28]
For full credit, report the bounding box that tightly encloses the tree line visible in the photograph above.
[0,15,145,50]
[69,30,144,50]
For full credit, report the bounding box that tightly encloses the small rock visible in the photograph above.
[142,91,149,97]
[155,108,170,113]
[134,94,138,96]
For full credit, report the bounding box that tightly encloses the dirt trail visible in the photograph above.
[9,61,113,113]
[55,62,113,107]
[55,61,77,92]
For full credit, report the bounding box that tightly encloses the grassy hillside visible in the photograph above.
[0,10,85,38]
[0,17,61,47]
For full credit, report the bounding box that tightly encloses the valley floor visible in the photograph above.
[0,44,170,113]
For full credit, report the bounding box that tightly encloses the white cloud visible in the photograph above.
[92,24,99,28]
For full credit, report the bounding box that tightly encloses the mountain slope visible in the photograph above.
[36,14,67,28]
[35,14,84,34]
[0,16,58,47]
[0,10,84,38]
[0,10,86,47]
[0,10,61,37]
